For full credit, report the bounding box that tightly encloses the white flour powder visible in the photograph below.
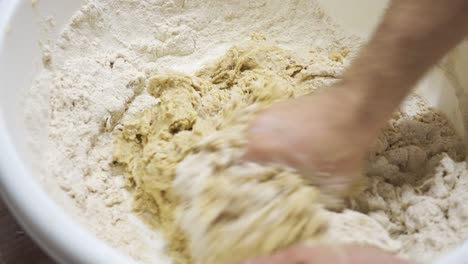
[24,0,468,263]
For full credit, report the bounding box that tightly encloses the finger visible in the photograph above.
[242,134,270,163]
[241,244,410,264]
[345,245,410,264]
[242,127,284,164]
[241,245,349,264]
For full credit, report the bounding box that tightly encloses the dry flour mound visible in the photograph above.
[24,0,468,263]
[30,0,357,262]
[352,98,468,263]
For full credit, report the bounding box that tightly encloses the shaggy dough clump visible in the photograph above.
[173,105,329,264]
[113,38,467,264]
[113,38,347,263]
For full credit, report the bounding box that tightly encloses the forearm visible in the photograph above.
[341,0,468,133]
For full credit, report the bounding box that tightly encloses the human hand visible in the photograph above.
[242,244,410,264]
[244,88,381,200]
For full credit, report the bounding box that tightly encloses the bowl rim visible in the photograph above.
[0,1,134,263]
[1,1,467,263]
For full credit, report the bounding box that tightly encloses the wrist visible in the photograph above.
[330,81,391,139]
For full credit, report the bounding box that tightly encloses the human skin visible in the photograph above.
[243,245,410,264]
[244,0,468,263]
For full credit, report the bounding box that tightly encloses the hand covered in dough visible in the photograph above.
[242,245,410,264]
[244,88,380,198]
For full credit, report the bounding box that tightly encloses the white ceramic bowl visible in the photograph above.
[0,0,467,263]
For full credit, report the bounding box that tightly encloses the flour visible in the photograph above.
[350,98,468,263]
[113,39,347,264]
[24,0,468,263]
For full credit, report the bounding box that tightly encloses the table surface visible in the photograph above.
[0,199,55,264]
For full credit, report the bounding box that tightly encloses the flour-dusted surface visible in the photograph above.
[25,0,468,263]
[32,1,359,263]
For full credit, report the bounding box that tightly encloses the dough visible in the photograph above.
[173,107,327,264]
[113,38,346,263]
[112,38,466,264]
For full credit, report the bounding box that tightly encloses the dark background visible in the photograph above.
[0,199,54,264]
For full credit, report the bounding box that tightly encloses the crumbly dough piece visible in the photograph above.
[113,38,346,263]
[174,105,327,264]
[113,38,467,264]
